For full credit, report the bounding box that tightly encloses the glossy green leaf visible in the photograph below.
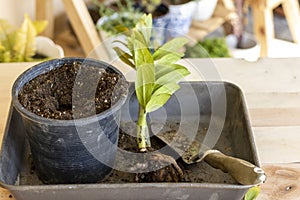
[133,30,148,48]
[153,37,189,60]
[135,14,152,46]
[155,63,190,80]
[125,36,135,59]
[136,63,155,107]
[156,52,183,65]
[112,39,128,47]
[244,186,260,200]
[153,82,180,96]
[155,65,190,90]
[133,40,153,68]
[134,40,155,107]
[113,47,135,68]
[145,93,171,113]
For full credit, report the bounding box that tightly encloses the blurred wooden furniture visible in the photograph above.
[36,0,54,38]
[35,0,101,56]
[250,0,300,57]
[188,0,238,41]
[62,0,101,56]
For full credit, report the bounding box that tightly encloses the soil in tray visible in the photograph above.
[18,61,128,120]
[19,121,237,185]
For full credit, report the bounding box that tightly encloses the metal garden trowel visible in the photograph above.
[155,131,266,185]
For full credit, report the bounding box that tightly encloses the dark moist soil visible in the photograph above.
[152,4,169,18]
[32,53,47,59]
[18,61,128,120]
[100,121,237,184]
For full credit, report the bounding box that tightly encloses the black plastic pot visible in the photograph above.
[11,58,128,184]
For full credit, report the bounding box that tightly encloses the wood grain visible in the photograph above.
[257,164,300,200]
[249,108,300,127]
[35,0,54,38]
[282,0,300,44]
[253,126,300,163]
[0,188,13,200]
[62,0,101,56]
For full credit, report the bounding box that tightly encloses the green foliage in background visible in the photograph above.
[95,0,142,35]
[0,14,47,62]
[185,38,231,58]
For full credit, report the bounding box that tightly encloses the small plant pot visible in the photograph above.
[11,58,128,184]
[192,0,218,21]
[167,0,197,38]
[152,4,170,47]
[35,36,64,59]
[96,12,141,59]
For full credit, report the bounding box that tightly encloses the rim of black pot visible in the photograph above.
[11,57,129,125]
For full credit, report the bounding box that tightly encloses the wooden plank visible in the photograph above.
[253,126,300,164]
[249,108,300,127]
[62,0,102,57]
[258,164,300,200]
[282,0,300,44]
[0,62,37,146]
[245,93,300,109]
[191,16,226,32]
[251,1,275,57]
[35,0,54,38]
[183,58,300,93]
[54,30,85,57]
[0,188,13,200]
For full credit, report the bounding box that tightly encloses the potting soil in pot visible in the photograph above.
[18,61,128,120]
[14,59,129,184]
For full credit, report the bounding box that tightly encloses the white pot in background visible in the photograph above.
[35,36,64,58]
[193,0,218,21]
[167,1,197,38]
[226,33,261,62]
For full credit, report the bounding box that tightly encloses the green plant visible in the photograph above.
[95,0,142,35]
[244,186,260,200]
[185,38,231,58]
[140,0,162,14]
[0,14,47,62]
[114,14,190,152]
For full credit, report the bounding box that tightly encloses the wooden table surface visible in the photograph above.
[0,58,299,200]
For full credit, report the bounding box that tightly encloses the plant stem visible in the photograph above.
[137,105,151,152]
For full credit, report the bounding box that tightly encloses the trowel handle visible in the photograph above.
[204,150,266,185]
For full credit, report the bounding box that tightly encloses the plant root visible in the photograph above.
[133,150,184,182]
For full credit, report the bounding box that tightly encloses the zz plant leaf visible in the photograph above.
[114,14,190,151]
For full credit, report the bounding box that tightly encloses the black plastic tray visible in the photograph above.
[0,82,260,200]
